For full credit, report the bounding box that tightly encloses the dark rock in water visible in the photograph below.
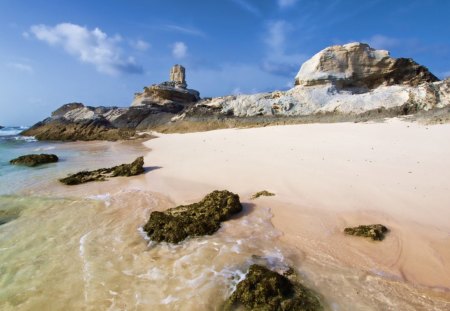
[344,224,388,241]
[251,190,275,199]
[143,190,242,243]
[0,125,4,129]
[225,264,322,311]
[59,156,144,185]
[10,154,59,167]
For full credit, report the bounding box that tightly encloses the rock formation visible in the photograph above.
[59,156,144,185]
[131,64,200,107]
[295,42,438,90]
[10,154,59,167]
[170,64,187,88]
[344,224,388,241]
[143,190,242,243]
[22,44,450,141]
[225,264,322,311]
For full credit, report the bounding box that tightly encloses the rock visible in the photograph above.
[22,103,137,141]
[0,125,4,129]
[59,156,144,185]
[295,42,438,90]
[225,264,322,311]
[0,209,21,226]
[170,64,187,88]
[251,190,275,199]
[143,190,242,243]
[131,64,200,107]
[10,154,59,167]
[344,224,388,241]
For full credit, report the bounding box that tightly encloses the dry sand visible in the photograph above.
[142,118,450,291]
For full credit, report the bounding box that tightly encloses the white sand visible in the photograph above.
[143,119,450,290]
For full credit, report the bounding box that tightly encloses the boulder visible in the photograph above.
[59,156,144,185]
[10,154,59,167]
[225,264,322,311]
[295,42,438,90]
[344,224,388,241]
[143,190,242,243]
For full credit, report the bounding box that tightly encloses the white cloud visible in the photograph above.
[364,34,400,50]
[165,25,206,37]
[29,23,143,75]
[7,62,34,73]
[131,39,150,51]
[262,20,307,77]
[278,0,298,8]
[172,42,187,59]
[231,0,261,16]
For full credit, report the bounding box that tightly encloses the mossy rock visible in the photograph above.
[59,156,144,185]
[10,154,58,167]
[143,190,242,243]
[344,224,388,241]
[251,190,275,199]
[225,264,322,311]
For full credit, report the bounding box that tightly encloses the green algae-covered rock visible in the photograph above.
[10,154,58,167]
[344,224,388,241]
[143,190,242,243]
[59,156,144,185]
[251,190,275,199]
[225,264,322,311]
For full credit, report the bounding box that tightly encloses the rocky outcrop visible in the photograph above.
[131,64,200,107]
[143,190,242,243]
[59,156,144,185]
[23,52,450,141]
[170,64,187,88]
[251,190,275,199]
[295,42,438,90]
[225,264,322,311]
[10,154,58,167]
[344,224,388,241]
[0,125,4,129]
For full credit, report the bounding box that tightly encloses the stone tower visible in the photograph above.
[170,64,187,88]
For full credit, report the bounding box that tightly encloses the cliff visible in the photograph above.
[22,43,450,140]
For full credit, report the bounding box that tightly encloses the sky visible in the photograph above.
[1,0,449,126]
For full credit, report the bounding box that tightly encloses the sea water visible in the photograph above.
[1,127,449,310]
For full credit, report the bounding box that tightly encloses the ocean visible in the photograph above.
[1,127,449,310]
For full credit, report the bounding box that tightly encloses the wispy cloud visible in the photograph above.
[29,23,143,75]
[278,0,298,8]
[130,39,150,51]
[262,20,307,77]
[363,34,400,50]
[172,42,188,59]
[231,0,261,16]
[165,25,206,37]
[6,62,34,73]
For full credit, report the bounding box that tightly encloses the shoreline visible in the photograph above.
[2,119,450,309]
[140,118,450,293]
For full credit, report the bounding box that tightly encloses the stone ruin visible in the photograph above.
[170,64,187,88]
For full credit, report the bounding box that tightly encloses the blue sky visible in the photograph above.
[1,0,449,125]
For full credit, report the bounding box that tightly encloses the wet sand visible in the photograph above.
[141,118,450,306]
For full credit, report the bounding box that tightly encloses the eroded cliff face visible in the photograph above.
[294,42,438,90]
[22,43,450,140]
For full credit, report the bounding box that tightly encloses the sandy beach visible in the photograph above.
[141,118,450,301]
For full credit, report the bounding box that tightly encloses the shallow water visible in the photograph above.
[1,131,449,310]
